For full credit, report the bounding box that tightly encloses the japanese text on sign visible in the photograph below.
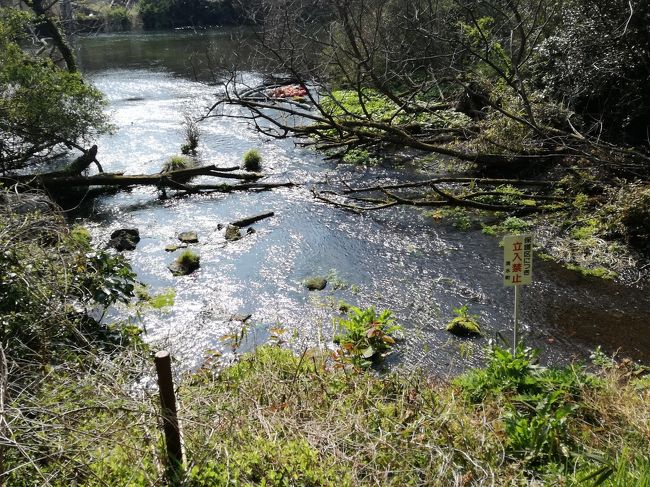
[503,234,533,286]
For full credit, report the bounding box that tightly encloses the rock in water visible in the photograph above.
[168,259,200,276]
[230,313,252,322]
[446,317,482,337]
[304,277,327,291]
[108,228,140,251]
[225,224,242,241]
[178,231,199,243]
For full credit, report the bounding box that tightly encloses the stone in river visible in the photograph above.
[304,277,327,291]
[178,231,199,243]
[225,224,242,241]
[108,228,140,251]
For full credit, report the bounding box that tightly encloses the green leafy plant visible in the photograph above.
[342,148,379,165]
[334,306,401,368]
[504,390,578,463]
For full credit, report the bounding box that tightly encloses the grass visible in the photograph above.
[3,342,649,486]
[162,154,194,172]
[242,148,262,171]
[135,285,176,309]
[177,249,199,267]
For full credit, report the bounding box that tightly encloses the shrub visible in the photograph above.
[333,306,400,368]
[104,6,130,31]
[0,190,136,361]
[616,184,650,249]
[455,345,597,465]
[242,149,262,171]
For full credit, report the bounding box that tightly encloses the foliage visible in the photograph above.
[2,340,649,485]
[342,148,379,165]
[615,183,650,249]
[482,216,532,236]
[135,285,175,309]
[535,0,650,143]
[0,194,136,359]
[456,345,599,465]
[0,7,110,173]
[429,206,473,230]
[333,306,400,368]
[242,148,262,171]
[105,6,131,30]
[181,113,200,154]
[565,263,617,280]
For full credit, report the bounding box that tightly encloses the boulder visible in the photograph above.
[108,228,140,251]
[446,317,482,337]
[304,277,327,291]
[165,243,187,252]
[225,224,242,241]
[178,231,198,243]
[230,313,252,322]
[168,259,200,276]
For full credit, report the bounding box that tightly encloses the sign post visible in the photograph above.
[503,234,533,353]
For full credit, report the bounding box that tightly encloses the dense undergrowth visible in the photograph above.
[3,343,649,486]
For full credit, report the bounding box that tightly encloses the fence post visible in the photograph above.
[154,350,183,483]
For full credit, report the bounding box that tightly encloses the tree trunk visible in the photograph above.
[23,0,78,72]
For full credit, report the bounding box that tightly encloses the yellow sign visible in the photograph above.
[503,234,533,286]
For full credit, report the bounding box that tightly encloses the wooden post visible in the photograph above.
[154,351,183,482]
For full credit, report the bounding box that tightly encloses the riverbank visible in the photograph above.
[3,342,648,485]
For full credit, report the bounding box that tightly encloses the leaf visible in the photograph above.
[361,346,375,359]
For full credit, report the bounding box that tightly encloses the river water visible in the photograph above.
[73,30,650,373]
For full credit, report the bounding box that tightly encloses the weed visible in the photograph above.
[181,113,200,154]
[482,216,531,236]
[334,306,401,368]
[135,285,175,309]
[177,249,199,267]
[162,154,194,172]
[565,263,617,280]
[342,148,379,165]
[242,148,262,171]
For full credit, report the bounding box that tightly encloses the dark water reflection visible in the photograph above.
[74,31,650,372]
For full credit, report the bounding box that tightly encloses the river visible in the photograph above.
[73,30,650,373]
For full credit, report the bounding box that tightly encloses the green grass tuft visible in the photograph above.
[242,149,262,171]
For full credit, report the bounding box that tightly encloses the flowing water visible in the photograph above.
[73,30,650,373]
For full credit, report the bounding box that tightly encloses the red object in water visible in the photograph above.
[270,85,308,99]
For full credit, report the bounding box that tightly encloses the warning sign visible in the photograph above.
[503,234,533,286]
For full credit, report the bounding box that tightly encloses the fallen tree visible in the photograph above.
[312,177,568,214]
[0,164,289,193]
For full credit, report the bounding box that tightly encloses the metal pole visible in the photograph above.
[154,351,183,482]
[513,285,520,354]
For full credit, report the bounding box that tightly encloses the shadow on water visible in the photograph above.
[71,31,650,373]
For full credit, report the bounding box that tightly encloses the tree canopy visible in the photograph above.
[0,7,109,174]
[217,0,649,172]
